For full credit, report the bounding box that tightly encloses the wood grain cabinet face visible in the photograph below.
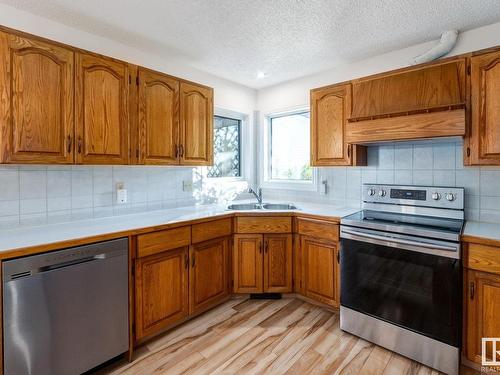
[75,52,129,164]
[264,234,292,293]
[469,51,500,165]
[135,246,189,340]
[466,270,500,364]
[0,31,74,163]
[233,234,263,293]
[179,82,213,166]
[301,236,339,307]
[310,83,365,166]
[137,68,179,165]
[190,237,229,315]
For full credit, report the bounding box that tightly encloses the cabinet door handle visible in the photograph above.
[469,282,475,300]
[192,254,195,268]
[466,147,471,157]
[175,145,179,158]
[77,136,82,154]
[67,135,72,153]
[179,145,184,158]
[264,241,268,254]
[347,144,351,157]
[184,253,189,269]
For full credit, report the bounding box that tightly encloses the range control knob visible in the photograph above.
[445,193,455,202]
[367,188,376,196]
[378,189,387,197]
[431,192,441,201]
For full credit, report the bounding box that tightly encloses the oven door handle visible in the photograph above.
[341,228,459,253]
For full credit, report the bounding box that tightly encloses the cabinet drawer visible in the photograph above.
[467,243,500,275]
[137,226,191,258]
[296,218,339,242]
[192,218,232,244]
[235,216,292,233]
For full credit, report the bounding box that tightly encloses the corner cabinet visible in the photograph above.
[75,52,130,164]
[179,82,214,166]
[233,233,293,294]
[310,83,366,166]
[468,50,500,165]
[0,31,75,164]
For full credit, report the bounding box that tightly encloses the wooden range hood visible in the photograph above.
[345,57,467,144]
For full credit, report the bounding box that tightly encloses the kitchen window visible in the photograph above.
[260,109,316,190]
[207,115,241,178]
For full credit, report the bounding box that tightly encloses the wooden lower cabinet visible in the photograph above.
[233,233,292,294]
[301,236,339,307]
[233,234,263,293]
[466,269,500,364]
[189,237,230,315]
[135,246,189,340]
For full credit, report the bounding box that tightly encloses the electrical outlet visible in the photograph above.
[116,182,127,204]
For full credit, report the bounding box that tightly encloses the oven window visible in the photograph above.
[340,238,461,346]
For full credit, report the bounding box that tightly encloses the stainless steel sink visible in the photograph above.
[226,203,262,210]
[261,203,297,210]
[226,203,298,210]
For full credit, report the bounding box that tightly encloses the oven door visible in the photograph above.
[340,226,461,347]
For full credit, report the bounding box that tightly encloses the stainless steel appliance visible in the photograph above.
[3,238,129,375]
[340,184,464,375]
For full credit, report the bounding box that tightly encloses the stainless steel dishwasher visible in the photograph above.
[3,238,129,375]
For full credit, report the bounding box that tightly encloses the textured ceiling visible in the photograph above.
[2,0,500,88]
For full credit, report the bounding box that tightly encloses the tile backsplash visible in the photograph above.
[264,140,500,223]
[0,165,198,228]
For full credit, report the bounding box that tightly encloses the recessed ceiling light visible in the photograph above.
[256,71,266,79]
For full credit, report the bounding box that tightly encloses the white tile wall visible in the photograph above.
[264,140,500,223]
[0,165,199,229]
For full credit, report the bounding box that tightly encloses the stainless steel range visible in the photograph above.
[340,184,464,375]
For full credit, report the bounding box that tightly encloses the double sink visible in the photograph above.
[227,203,298,211]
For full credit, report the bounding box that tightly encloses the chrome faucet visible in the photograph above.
[248,187,263,205]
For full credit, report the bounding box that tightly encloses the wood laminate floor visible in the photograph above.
[96,298,479,375]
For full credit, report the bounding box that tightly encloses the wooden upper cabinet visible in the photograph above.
[466,269,500,364]
[469,50,500,165]
[301,236,339,307]
[233,234,263,293]
[75,52,130,164]
[310,83,366,166]
[0,31,74,164]
[351,58,466,119]
[137,68,179,165]
[179,82,213,166]
[264,234,292,293]
[135,246,189,340]
[189,237,230,315]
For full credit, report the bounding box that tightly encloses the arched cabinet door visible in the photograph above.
[310,83,366,166]
[0,31,74,164]
[179,82,213,166]
[469,51,500,165]
[75,52,130,164]
[137,68,179,165]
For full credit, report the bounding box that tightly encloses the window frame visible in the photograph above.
[205,108,250,182]
[207,114,242,179]
[260,107,319,191]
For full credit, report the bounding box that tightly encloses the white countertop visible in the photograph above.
[0,201,359,254]
[463,221,500,243]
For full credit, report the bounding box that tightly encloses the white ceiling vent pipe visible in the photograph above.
[413,30,459,65]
